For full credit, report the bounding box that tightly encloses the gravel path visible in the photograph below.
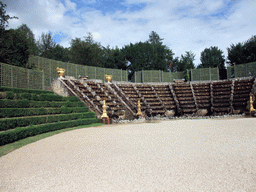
[0,118,256,191]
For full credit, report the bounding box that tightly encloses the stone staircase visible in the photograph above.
[135,84,166,116]
[56,76,255,119]
[172,83,197,115]
[211,80,232,115]
[117,84,147,115]
[192,82,211,115]
[152,84,177,114]
[232,78,255,113]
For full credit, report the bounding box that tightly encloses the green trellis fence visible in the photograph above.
[227,62,256,78]
[133,67,219,83]
[0,63,44,90]
[27,56,128,87]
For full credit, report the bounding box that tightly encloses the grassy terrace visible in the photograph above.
[0,87,102,150]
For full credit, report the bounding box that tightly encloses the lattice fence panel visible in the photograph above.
[50,59,59,80]
[1,63,12,87]
[151,70,161,82]
[112,69,121,81]
[135,71,142,83]
[77,65,86,78]
[87,66,96,79]
[15,67,28,89]
[39,57,50,87]
[211,67,219,80]
[29,70,43,90]
[96,67,104,81]
[0,63,43,90]
[170,71,184,82]
[142,70,151,82]
[66,63,77,78]
[121,70,127,82]
[245,62,256,77]
[162,71,170,82]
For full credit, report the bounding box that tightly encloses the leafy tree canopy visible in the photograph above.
[227,35,256,65]
[0,1,18,33]
[17,24,38,56]
[0,29,29,67]
[69,33,104,67]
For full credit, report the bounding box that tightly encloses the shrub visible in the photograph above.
[0,118,100,146]
[20,93,31,100]
[17,99,30,108]
[5,91,14,99]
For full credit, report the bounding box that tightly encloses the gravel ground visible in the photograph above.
[0,118,256,191]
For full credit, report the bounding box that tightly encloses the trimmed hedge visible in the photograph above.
[0,118,100,146]
[0,107,89,118]
[0,99,84,108]
[0,87,53,95]
[0,112,96,131]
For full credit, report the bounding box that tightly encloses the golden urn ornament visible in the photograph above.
[105,75,112,83]
[57,67,65,78]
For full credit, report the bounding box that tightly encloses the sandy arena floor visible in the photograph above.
[0,118,256,191]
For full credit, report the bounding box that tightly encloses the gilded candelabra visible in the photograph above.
[101,100,109,119]
[136,99,142,116]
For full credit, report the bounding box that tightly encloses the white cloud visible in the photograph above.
[4,0,256,66]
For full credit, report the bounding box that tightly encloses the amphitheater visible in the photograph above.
[54,75,256,120]
[1,74,256,191]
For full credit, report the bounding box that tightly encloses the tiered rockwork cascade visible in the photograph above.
[212,80,232,115]
[153,84,177,115]
[192,83,211,115]
[232,78,254,113]
[117,84,147,115]
[110,83,137,116]
[172,83,197,115]
[135,84,166,116]
[56,76,255,119]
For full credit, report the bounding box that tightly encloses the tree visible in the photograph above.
[169,51,195,72]
[147,31,173,71]
[102,46,127,69]
[122,31,174,79]
[37,32,56,58]
[51,44,69,62]
[0,1,18,33]
[199,46,226,79]
[17,24,38,55]
[227,35,256,65]
[0,29,29,67]
[69,33,104,67]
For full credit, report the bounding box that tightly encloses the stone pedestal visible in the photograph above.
[100,117,112,124]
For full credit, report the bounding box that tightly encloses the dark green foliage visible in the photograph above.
[0,1,18,32]
[227,35,256,65]
[69,33,104,67]
[122,31,174,79]
[0,86,53,94]
[5,91,14,99]
[39,94,63,101]
[0,29,29,67]
[0,112,95,131]
[170,51,196,72]
[37,32,56,57]
[0,118,100,145]
[198,46,226,79]
[16,24,38,56]
[20,93,31,100]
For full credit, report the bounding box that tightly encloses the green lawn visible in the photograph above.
[0,123,104,157]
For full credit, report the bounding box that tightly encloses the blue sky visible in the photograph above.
[4,0,256,66]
